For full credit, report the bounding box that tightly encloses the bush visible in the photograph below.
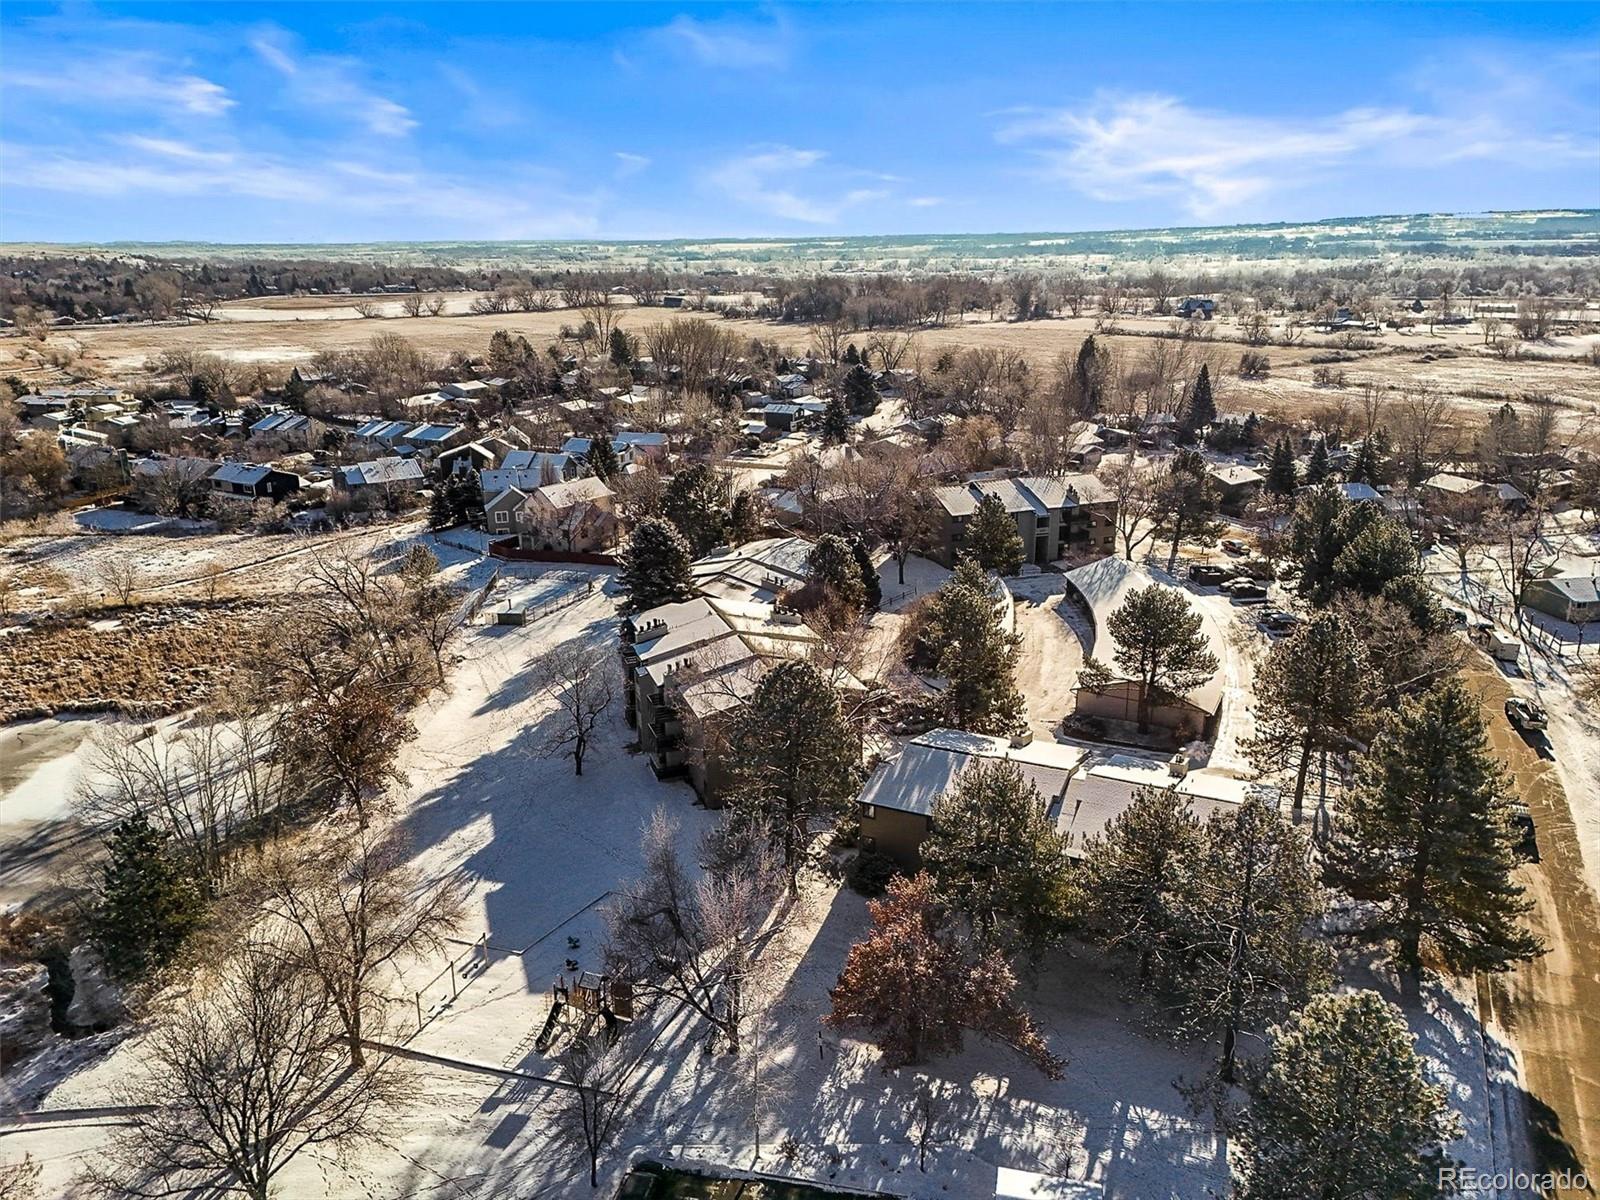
[845,849,899,898]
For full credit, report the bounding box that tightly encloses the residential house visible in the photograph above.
[435,441,499,477]
[249,410,322,448]
[1423,472,1528,511]
[620,597,855,802]
[854,728,1267,868]
[1063,556,1226,744]
[1522,574,1600,624]
[1207,463,1265,512]
[400,423,470,456]
[352,418,414,447]
[335,457,425,493]
[479,455,574,502]
[209,462,303,502]
[856,730,1087,867]
[483,486,531,537]
[520,476,619,553]
[932,474,1117,568]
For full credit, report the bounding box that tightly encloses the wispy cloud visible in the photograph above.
[907,196,944,208]
[999,90,1599,217]
[5,57,233,117]
[707,146,889,225]
[251,27,416,138]
[1,139,601,238]
[656,12,793,68]
[614,151,651,178]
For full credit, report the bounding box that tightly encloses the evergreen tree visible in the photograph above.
[1172,797,1331,1083]
[826,873,1063,1077]
[428,482,455,531]
[1072,334,1107,416]
[1235,990,1460,1200]
[1264,437,1299,497]
[450,468,481,526]
[1327,678,1543,976]
[1287,484,1351,603]
[1079,786,1204,986]
[1247,612,1374,815]
[850,538,882,612]
[608,326,634,366]
[843,343,860,365]
[1179,364,1217,442]
[806,533,866,611]
[821,393,851,445]
[1156,449,1224,572]
[966,492,1025,576]
[1330,513,1418,598]
[921,759,1075,962]
[93,811,204,980]
[842,364,878,415]
[729,660,861,889]
[662,463,734,555]
[1097,584,1220,732]
[584,434,620,481]
[727,488,761,545]
[283,370,309,409]
[1347,435,1383,486]
[619,516,696,612]
[925,557,1025,734]
[1304,437,1331,484]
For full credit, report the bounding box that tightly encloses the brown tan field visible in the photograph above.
[9,297,1599,433]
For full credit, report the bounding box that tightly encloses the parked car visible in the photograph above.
[1189,563,1234,585]
[1504,697,1548,733]
[1441,604,1470,628]
[1223,578,1269,603]
[1471,625,1523,662]
[1260,610,1300,631]
[1220,537,1248,556]
[1509,799,1538,862]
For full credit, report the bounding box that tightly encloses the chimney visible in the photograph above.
[1167,752,1189,778]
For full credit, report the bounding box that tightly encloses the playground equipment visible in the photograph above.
[533,971,634,1054]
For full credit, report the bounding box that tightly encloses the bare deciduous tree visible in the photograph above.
[86,943,394,1200]
[530,642,615,776]
[260,832,464,1068]
[555,1029,636,1189]
[605,811,783,1055]
[95,557,142,606]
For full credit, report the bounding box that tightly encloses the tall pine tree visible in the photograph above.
[965,492,1025,576]
[1264,437,1299,497]
[1235,990,1460,1200]
[921,759,1075,962]
[1179,364,1217,442]
[663,464,735,555]
[620,516,695,612]
[1247,612,1374,816]
[93,811,205,981]
[728,660,860,890]
[1327,678,1543,975]
[821,393,851,445]
[923,557,1025,735]
[1095,584,1220,733]
[584,435,621,481]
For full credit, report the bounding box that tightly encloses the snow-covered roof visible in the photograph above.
[353,419,412,442]
[691,536,816,603]
[535,475,612,509]
[857,729,1089,819]
[404,423,464,444]
[340,457,424,487]
[1062,556,1226,715]
[1208,463,1264,487]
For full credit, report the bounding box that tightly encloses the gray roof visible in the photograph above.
[1531,575,1600,604]
[933,474,1111,520]
[856,730,1087,818]
[212,462,273,486]
[340,457,424,486]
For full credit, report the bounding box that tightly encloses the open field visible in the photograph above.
[10,298,1600,433]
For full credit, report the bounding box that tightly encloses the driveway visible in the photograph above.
[1007,575,1089,737]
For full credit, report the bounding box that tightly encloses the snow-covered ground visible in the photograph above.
[3,550,1515,1199]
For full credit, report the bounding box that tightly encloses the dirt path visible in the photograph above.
[1464,659,1600,1193]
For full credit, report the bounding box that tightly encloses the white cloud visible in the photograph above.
[656,13,792,68]
[707,146,889,225]
[5,59,234,116]
[1,140,601,238]
[251,28,417,138]
[999,91,1598,217]
[614,152,651,178]
[907,196,944,208]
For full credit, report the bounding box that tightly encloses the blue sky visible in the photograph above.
[2,2,1597,243]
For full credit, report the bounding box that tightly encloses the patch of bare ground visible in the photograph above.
[0,597,281,723]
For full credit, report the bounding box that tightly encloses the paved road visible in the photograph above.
[1464,659,1600,1193]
